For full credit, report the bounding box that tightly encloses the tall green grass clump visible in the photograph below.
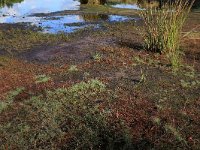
[139,0,195,70]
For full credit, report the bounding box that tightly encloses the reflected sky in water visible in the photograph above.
[0,0,135,33]
[0,0,80,16]
[0,14,133,33]
[111,4,141,10]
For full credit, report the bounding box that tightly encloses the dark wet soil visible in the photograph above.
[19,36,111,64]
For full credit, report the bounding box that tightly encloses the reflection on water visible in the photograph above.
[80,14,109,22]
[109,0,160,9]
[0,13,133,33]
[0,0,81,33]
[44,14,132,33]
[0,0,135,33]
[1,0,198,33]
[109,0,199,10]
[0,0,80,16]
[80,0,106,5]
[111,4,141,9]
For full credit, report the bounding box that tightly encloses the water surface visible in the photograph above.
[111,4,141,10]
[0,0,80,16]
[0,0,136,33]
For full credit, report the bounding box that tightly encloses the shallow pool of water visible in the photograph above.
[0,13,133,33]
[0,0,80,16]
[0,0,136,33]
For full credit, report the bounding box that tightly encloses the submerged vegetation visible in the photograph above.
[0,0,200,149]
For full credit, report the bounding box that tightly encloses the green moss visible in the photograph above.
[0,87,25,113]
[0,29,69,54]
[68,65,79,72]
[35,74,51,84]
[0,79,132,149]
[80,4,139,16]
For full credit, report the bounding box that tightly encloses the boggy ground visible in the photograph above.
[0,9,200,149]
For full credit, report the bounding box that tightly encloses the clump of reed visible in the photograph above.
[139,0,195,71]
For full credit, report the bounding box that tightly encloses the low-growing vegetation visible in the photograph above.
[0,0,200,149]
[0,27,68,54]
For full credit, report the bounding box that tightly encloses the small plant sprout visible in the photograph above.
[139,69,146,83]
[152,117,161,125]
[134,56,145,64]
[35,74,51,84]
[83,72,90,79]
[92,53,102,61]
[68,65,78,72]
[184,65,196,78]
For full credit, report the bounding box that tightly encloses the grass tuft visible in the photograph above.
[139,0,195,71]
